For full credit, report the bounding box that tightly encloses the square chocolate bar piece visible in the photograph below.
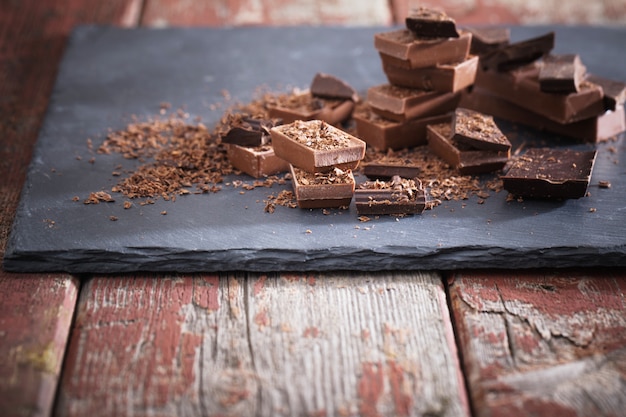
[539,54,586,94]
[290,165,355,209]
[270,120,366,173]
[501,148,597,199]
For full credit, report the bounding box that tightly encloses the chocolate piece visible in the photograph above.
[268,91,355,125]
[474,63,605,124]
[466,26,510,56]
[481,32,554,72]
[374,30,471,69]
[221,116,281,147]
[355,176,426,215]
[453,108,511,151]
[353,105,452,150]
[367,84,461,122]
[586,74,626,111]
[539,54,586,93]
[381,54,478,92]
[427,123,510,174]
[226,144,289,178]
[405,8,459,39]
[310,73,359,102]
[270,120,366,173]
[290,165,355,209]
[362,161,421,180]
[460,87,626,142]
[501,148,597,199]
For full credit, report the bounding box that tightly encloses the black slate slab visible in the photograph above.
[3,25,626,273]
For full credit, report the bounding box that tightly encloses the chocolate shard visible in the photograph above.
[452,108,511,151]
[221,116,282,147]
[481,32,555,72]
[405,8,459,39]
[539,54,586,94]
[501,148,597,199]
[586,74,626,111]
[310,73,359,102]
[466,26,510,56]
[355,176,426,215]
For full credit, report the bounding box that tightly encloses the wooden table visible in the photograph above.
[1,2,625,416]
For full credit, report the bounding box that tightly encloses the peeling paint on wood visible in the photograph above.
[449,269,626,417]
[57,272,469,417]
[141,0,392,27]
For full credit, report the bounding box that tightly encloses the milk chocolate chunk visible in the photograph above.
[474,63,605,124]
[539,54,586,94]
[427,123,509,174]
[460,87,626,142]
[290,165,355,209]
[310,73,359,102]
[466,26,510,55]
[362,161,421,180]
[374,30,471,69]
[268,92,355,125]
[367,84,461,122]
[405,8,459,39]
[227,144,289,178]
[270,120,366,173]
[355,176,426,215]
[501,148,597,199]
[481,32,554,72]
[381,54,478,92]
[353,104,452,150]
[453,108,511,151]
[586,74,626,111]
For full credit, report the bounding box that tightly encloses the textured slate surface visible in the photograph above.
[4,25,626,273]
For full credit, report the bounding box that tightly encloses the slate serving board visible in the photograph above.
[4,25,626,273]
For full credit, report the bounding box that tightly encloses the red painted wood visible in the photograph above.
[390,0,626,25]
[0,1,142,416]
[140,0,392,27]
[448,269,626,417]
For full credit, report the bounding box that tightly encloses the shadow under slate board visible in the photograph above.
[3,25,626,273]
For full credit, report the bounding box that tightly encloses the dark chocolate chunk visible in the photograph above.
[363,162,421,179]
[586,74,626,111]
[501,148,597,199]
[355,176,426,215]
[466,26,510,55]
[453,108,511,151]
[481,32,555,72]
[310,73,359,102]
[221,116,281,147]
[539,54,586,93]
[405,8,459,39]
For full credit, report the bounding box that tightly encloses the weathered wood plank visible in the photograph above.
[0,273,79,417]
[448,269,626,417]
[390,0,626,25]
[57,272,469,417]
[140,0,392,27]
[0,1,142,416]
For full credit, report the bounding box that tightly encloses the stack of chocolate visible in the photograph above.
[461,32,626,142]
[354,8,478,151]
[270,119,366,208]
[268,73,359,126]
[221,114,290,178]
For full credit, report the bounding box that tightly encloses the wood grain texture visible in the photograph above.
[448,269,626,417]
[140,0,392,27]
[0,1,142,416]
[0,273,79,417]
[57,272,470,417]
[390,0,626,25]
